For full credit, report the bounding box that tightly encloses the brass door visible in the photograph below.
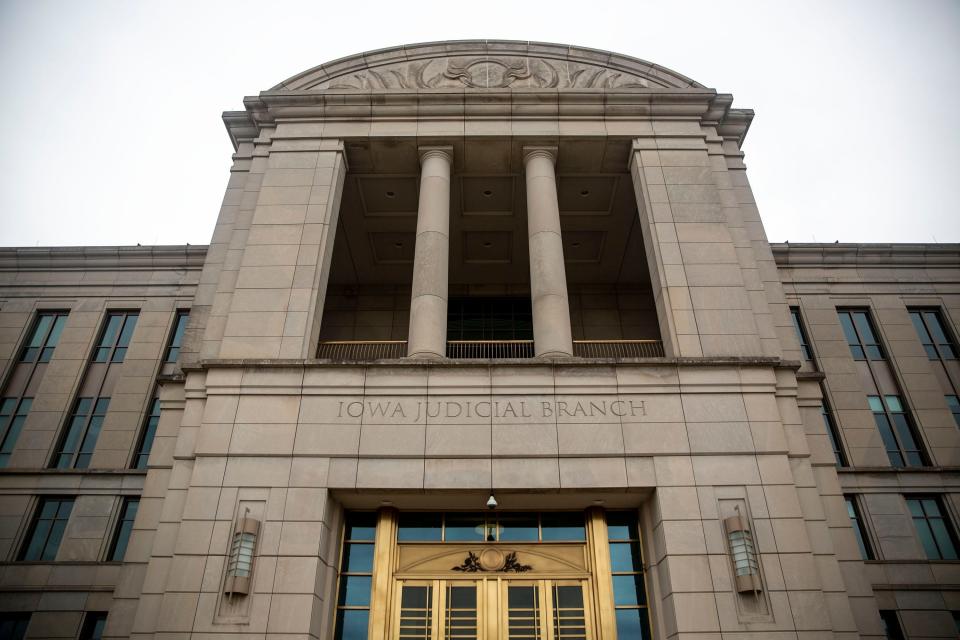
[393,578,593,640]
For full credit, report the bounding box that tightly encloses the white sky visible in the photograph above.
[1,0,958,247]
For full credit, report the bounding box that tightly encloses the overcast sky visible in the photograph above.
[1,0,958,247]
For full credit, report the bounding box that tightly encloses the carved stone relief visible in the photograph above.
[320,56,655,90]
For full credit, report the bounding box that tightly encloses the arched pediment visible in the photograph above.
[273,40,704,92]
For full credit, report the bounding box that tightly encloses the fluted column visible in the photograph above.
[407,146,453,359]
[523,146,573,358]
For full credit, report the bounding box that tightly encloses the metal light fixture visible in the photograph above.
[724,509,762,593]
[486,494,498,510]
[224,512,260,596]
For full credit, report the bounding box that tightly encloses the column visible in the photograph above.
[407,146,453,359]
[524,146,573,358]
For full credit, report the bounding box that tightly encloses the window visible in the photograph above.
[0,613,30,640]
[108,498,139,561]
[844,496,874,560]
[906,496,958,560]
[868,395,925,467]
[607,512,651,639]
[447,297,533,341]
[18,311,68,363]
[164,311,189,363]
[78,612,107,640]
[334,512,375,640]
[93,312,139,363]
[0,398,31,468]
[18,497,74,561]
[909,309,957,361]
[947,395,960,428]
[133,397,160,470]
[838,310,883,361]
[790,307,814,361]
[396,512,585,543]
[53,397,110,469]
[820,388,846,466]
[879,610,904,640]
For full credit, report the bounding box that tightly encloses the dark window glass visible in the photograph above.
[447,297,533,341]
[164,311,189,363]
[19,497,74,561]
[879,610,904,640]
[868,395,925,468]
[108,498,139,561]
[19,312,69,363]
[54,397,109,469]
[0,397,32,468]
[0,613,31,640]
[820,386,846,466]
[93,312,139,363]
[838,310,883,361]
[790,307,814,361]
[947,395,960,428]
[607,511,650,639]
[540,512,586,541]
[909,309,957,361]
[444,512,487,542]
[397,512,443,542]
[78,612,107,640]
[845,496,874,560]
[133,397,160,469]
[906,496,959,560]
[334,513,376,640]
[497,514,539,541]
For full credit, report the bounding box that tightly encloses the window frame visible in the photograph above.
[0,613,31,640]
[18,496,75,562]
[107,497,139,562]
[0,397,32,468]
[131,396,161,470]
[909,308,958,362]
[905,495,959,561]
[52,396,110,470]
[92,310,140,364]
[18,310,69,364]
[163,310,189,363]
[819,384,847,467]
[789,306,815,363]
[879,609,905,640]
[844,494,875,560]
[868,394,926,468]
[837,309,884,361]
[78,611,107,640]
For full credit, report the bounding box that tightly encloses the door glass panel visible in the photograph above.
[507,585,542,639]
[444,585,477,639]
[400,584,433,639]
[552,584,586,640]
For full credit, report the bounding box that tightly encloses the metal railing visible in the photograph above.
[316,339,665,361]
[316,340,407,361]
[446,340,535,359]
[572,340,664,358]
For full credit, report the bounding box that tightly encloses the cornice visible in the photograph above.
[0,245,208,271]
[771,242,960,268]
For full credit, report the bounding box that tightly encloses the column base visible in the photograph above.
[535,350,574,359]
[405,350,446,360]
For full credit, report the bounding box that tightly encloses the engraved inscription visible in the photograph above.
[336,398,646,421]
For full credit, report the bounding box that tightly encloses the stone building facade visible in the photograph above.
[0,41,958,640]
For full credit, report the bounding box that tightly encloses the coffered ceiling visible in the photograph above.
[329,138,651,288]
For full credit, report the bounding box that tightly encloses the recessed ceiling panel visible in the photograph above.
[357,177,418,215]
[370,232,415,264]
[558,177,616,215]
[563,231,605,263]
[464,231,513,264]
[461,177,514,216]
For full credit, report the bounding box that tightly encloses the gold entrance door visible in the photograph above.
[393,578,593,640]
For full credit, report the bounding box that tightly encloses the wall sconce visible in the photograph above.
[224,514,260,596]
[724,511,762,593]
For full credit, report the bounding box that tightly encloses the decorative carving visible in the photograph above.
[452,550,532,573]
[323,56,651,90]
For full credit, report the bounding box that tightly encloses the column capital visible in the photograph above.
[418,145,454,164]
[522,146,558,165]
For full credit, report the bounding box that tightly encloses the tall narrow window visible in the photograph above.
[18,312,68,363]
[869,395,925,467]
[54,397,110,469]
[164,311,189,363]
[879,610,904,640]
[108,498,139,561]
[607,511,651,640]
[133,397,160,469]
[0,398,31,468]
[0,613,31,640]
[820,387,847,466]
[947,395,960,428]
[844,495,874,560]
[334,513,376,640]
[78,612,107,640]
[93,312,139,364]
[906,496,959,560]
[790,307,814,362]
[838,310,884,361]
[18,497,74,561]
[909,309,957,361]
